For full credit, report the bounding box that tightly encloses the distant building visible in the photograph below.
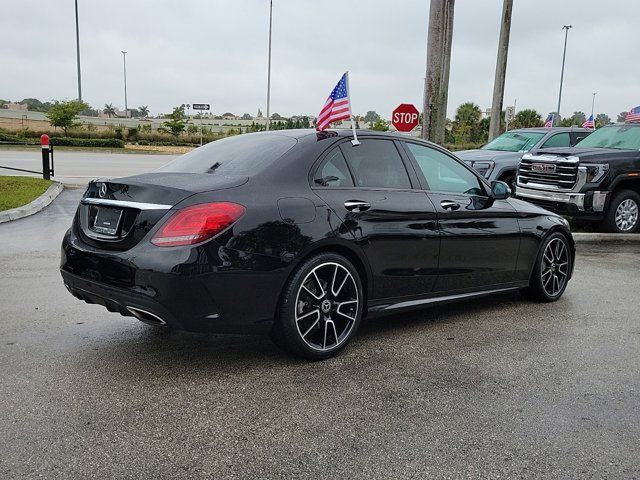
[257,108,264,119]
[7,102,28,111]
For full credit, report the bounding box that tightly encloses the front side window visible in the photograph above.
[541,133,571,148]
[342,140,411,189]
[405,143,483,195]
[314,148,353,187]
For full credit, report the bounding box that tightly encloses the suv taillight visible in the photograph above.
[151,202,245,247]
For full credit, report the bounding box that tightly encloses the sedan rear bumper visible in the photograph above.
[60,228,283,334]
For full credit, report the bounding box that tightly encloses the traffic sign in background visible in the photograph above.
[192,103,210,110]
[392,104,420,132]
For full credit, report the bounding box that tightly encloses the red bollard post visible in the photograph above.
[41,134,50,180]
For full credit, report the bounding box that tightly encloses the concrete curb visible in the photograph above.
[0,181,64,224]
[573,232,640,244]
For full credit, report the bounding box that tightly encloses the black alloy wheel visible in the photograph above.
[272,253,363,360]
[521,232,571,302]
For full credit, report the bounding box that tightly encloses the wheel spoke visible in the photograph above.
[331,266,349,297]
[312,271,325,298]
[301,317,321,338]
[323,321,328,349]
[302,284,323,300]
[336,300,357,321]
[296,308,320,323]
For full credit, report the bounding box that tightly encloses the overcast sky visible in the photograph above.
[1,0,638,120]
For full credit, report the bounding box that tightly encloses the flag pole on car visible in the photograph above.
[316,71,360,145]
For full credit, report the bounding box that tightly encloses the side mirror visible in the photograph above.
[490,180,511,200]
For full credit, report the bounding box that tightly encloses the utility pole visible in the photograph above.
[265,0,273,131]
[422,0,455,145]
[488,0,513,141]
[555,25,572,125]
[74,0,82,101]
[121,51,128,117]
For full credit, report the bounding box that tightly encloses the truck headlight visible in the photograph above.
[473,161,495,178]
[582,163,609,183]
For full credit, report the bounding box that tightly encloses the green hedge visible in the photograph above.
[0,130,38,145]
[51,137,125,148]
[445,142,485,152]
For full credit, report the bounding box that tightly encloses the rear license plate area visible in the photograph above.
[91,207,123,236]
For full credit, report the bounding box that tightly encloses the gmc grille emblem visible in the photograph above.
[531,163,556,173]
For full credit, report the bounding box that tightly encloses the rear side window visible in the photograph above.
[156,133,297,174]
[314,148,354,187]
[541,133,571,148]
[342,140,411,189]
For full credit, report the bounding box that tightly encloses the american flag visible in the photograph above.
[582,114,595,129]
[543,113,554,128]
[316,73,352,131]
[626,105,640,123]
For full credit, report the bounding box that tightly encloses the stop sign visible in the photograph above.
[392,104,420,132]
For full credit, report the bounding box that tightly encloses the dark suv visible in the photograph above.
[516,123,640,233]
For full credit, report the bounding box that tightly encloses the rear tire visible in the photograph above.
[271,253,364,360]
[601,189,640,233]
[520,232,572,302]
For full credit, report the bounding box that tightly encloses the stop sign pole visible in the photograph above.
[392,104,420,133]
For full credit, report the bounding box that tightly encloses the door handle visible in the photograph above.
[440,200,460,211]
[344,200,371,212]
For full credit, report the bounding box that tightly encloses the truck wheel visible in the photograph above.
[500,174,516,194]
[601,190,640,233]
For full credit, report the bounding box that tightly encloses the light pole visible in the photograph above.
[555,25,572,125]
[591,92,597,122]
[121,51,128,117]
[265,0,273,131]
[74,0,82,101]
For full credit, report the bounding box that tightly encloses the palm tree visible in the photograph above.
[103,103,116,118]
[454,102,482,126]
[138,105,149,117]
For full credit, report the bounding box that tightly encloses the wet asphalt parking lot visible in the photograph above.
[1,189,639,479]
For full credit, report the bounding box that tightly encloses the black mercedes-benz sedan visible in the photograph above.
[61,129,575,359]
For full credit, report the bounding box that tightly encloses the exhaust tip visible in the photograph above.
[126,306,167,327]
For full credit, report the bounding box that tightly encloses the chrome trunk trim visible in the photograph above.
[81,198,173,210]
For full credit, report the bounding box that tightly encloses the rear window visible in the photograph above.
[156,133,297,174]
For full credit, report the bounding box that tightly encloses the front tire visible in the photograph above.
[601,189,640,233]
[271,253,364,360]
[521,232,572,302]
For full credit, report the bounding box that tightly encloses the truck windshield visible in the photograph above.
[575,124,640,150]
[481,131,545,152]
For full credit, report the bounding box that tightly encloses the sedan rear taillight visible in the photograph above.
[151,202,245,247]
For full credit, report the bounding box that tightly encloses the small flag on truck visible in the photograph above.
[626,106,640,123]
[582,114,594,129]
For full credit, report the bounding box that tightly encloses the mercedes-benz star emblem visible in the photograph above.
[98,183,107,198]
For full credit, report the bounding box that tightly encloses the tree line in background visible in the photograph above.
[1,97,631,151]
[0,97,294,122]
